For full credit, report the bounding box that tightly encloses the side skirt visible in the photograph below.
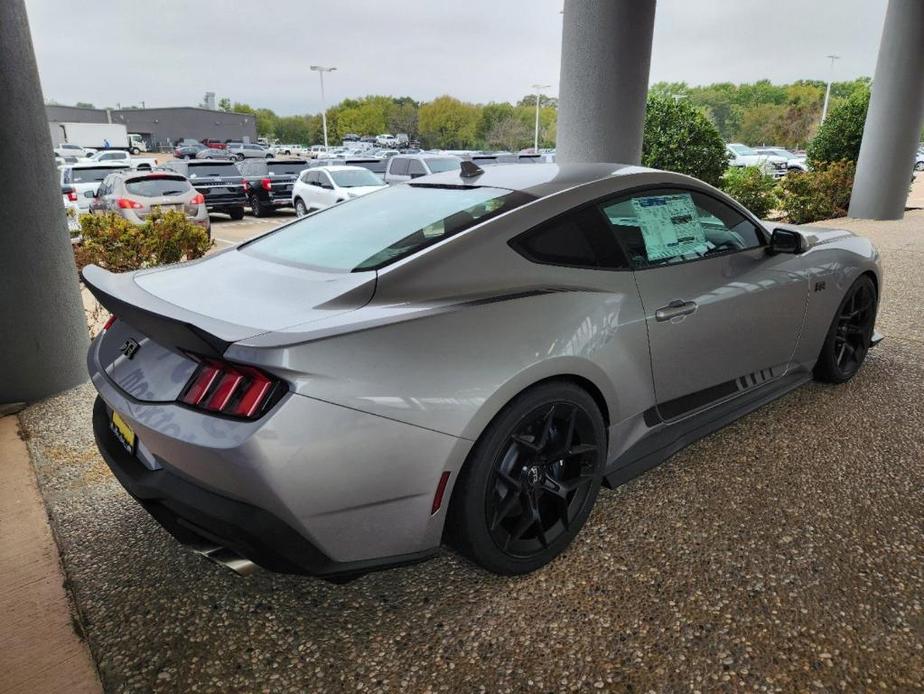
[602,369,812,489]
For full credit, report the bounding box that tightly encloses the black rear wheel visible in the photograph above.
[228,206,245,221]
[814,275,877,383]
[448,382,605,574]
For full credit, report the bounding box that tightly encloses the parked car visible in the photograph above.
[83,162,882,580]
[159,159,247,219]
[174,143,207,159]
[726,143,787,178]
[915,148,924,172]
[291,165,386,216]
[270,144,307,157]
[227,143,271,161]
[201,139,227,149]
[84,150,159,170]
[238,159,309,216]
[60,162,132,216]
[754,147,808,172]
[384,154,462,183]
[375,133,397,147]
[195,147,236,160]
[308,145,328,159]
[87,169,210,235]
[309,157,389,178]
[54,142,96,158]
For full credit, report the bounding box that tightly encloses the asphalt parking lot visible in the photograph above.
[21,203,924,692]
[208,210,294,250]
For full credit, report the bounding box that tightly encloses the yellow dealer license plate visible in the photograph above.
[110,411,137,454]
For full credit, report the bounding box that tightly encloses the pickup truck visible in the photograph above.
[271,143,308,157]
[726,143,787,178]
[159,159,247,219]
[83,150,159,170]
[238,159,309,216]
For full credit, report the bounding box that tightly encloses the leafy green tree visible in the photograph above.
[477,102,516,144]
[418,96,480,149]
[218,97,232,112]
[807,87,870,167]
[485,115,531,152]
[720,166,778,218]
[75,101,95,109]
[642,94,728,187]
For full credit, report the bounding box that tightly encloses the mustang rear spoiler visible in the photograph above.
[82,265,252,357]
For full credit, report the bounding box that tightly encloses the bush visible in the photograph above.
[807,88,870,168]
[720,166,778,218]
[74,208,212,272]
[642,94,729,187]
[776,160,856,224]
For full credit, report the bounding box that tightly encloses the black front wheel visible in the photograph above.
[228,206,245,221]
[447,382,605,575]
[814,275,877,383]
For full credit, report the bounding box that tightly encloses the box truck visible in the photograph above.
[49,122,147,153]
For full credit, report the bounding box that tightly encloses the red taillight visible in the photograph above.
[261,177,272,191]
[117,198,143,209]
[191,193,205,205]
[102,315,117,332]
[180,358,281,419]
[64,187,78,202]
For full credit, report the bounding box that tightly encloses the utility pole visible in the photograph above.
[821,54,840,121]
[531,83,551,153]
[310,65,336,150]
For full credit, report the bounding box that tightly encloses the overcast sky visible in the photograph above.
[27,0,887,115]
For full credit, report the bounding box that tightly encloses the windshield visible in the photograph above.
[729,144,757,156]
[64,166,126,183]
[187,163,239,178]
[425,157,461,173]
[243,184,532,272]
[267,162,308,175]
[125,176,192,197]
[330,169,384,187]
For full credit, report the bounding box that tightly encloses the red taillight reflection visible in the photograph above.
[102,315,117,332]
[180,357,281,419]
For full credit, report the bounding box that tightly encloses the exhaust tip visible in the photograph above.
[188,542,258,576]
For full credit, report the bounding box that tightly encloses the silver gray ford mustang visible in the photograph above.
[84,162,882,580]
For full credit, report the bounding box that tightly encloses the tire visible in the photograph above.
[228,207,245,221]
[234,154,244,161]
[446,381,606,575]
[915,161,924,172]
[294,198,308,217]
[250,194,268,218]
[814,274,877,383]
[129,147,140,155]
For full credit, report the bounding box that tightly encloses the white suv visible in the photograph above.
[291,165,386,216]
[726,143,787,178]
[383,154,461,183]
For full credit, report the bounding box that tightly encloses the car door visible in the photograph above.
[598,187,808,417]
[317,171,338,207]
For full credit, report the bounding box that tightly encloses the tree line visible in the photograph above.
[217,78,873,151]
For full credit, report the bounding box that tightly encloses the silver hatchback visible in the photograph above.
[88,170,211,235]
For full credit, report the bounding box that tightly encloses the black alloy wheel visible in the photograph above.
[815,275,877,383]
[448,382,605,574]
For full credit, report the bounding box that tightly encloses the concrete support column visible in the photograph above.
[0,0,89,403]
[848,0,924,220]
[556,0,657,164]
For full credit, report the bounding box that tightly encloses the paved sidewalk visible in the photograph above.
[0,415,100,694]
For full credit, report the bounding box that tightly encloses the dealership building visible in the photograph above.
[45,104,258,150]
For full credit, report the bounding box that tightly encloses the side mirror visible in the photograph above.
[84,190,97,199]
[769,228,803,254]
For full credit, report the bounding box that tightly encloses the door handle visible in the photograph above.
[655,299,698,322]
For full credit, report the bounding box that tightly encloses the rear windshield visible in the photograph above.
[125,176,192,197]
[64,167,126,183]
[243,184,532,272]
[330,169,383,188]
[425,157,462,173]
[186,163,239,178]
[267,161,308,175]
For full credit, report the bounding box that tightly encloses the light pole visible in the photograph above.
[310,65,336,150]
[821,54,840,121]
[531,83,551,153]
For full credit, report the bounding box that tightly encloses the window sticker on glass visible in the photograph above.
[631,193,708,262]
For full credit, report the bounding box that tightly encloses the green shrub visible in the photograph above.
[720,166,778,218]
[642,94,729,187]
[776,160,856,224]
[75,208,211,272]
[807,88,870,168]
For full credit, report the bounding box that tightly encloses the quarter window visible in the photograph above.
[511,207,628,270]
[599,189,764,267]
[389,158,409,176]
[407,159,427,177]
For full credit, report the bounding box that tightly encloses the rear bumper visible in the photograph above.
[92,396,440,579]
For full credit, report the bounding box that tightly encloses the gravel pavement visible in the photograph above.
[20,210,924,693]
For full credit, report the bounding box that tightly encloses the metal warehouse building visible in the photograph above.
[45,104,258,150]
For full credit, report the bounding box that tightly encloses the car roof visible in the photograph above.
[313,165,376,172]
[419,162,656,197]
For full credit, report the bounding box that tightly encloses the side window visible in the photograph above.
[319,172,333,188]
[510,207,628,270]
[598,189,764,268]
[407,159,426,176]
[389,157,409,176]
